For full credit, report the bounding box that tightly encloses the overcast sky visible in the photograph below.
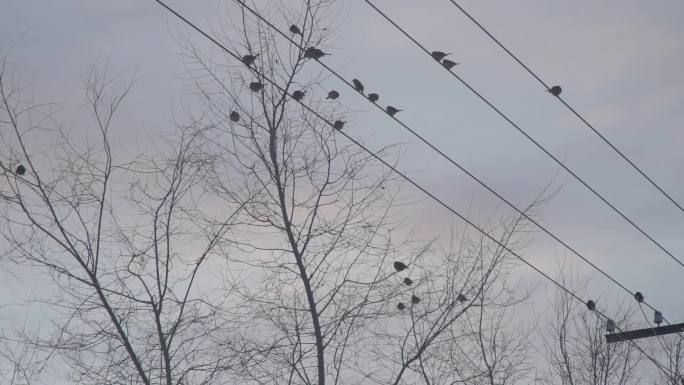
[2,0,683,355]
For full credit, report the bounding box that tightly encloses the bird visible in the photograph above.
[368,93,379,103]
[393,261,408,272]
[333,120,346,130]
[634,292,644,303]
[15,164,26,176]
[326,90,339,100]
[586,299,596,311]
[403,278,413,286]
[249,82,263,92]
[242,54,259,67]
[292,90,306,101]
[229,111,240,122]
[289,24,302,35]
[397,302,406,311]
[457,293,468,303]
[411,295,421,304]
[442,59,459,70]
[304,47,327,60]
[547,85,562,97]
[352,78,364,94]
[386,106,401,116]
[606,319,616,334]
[431,51,451,61]
[654,310,663,326]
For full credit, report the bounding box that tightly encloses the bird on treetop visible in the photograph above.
[442,59,459,70]
[457,293,467,303]
[230,111,240,122]
[411,295,421,304]
[397,302,406,311]
[304,47,327,60]
[242,54,259,67]
[326,90,339,100]
[634,292,644,303]
[289,24,302,35]
[431,51,451,61]
[368,93,379,103]
[386,106,401,116]
[403,277,413,286]
[292,90,306,101]
[586,299,596,311]
[249,82,263,92]
[352,78,364,93]
[393,261,408,272]
[15,164,26,176]
[547,85,562,97]
[333,120,346,130]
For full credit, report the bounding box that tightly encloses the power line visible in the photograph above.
[445,0,684,213]
[360,0,684,272]
[150,0,673,376]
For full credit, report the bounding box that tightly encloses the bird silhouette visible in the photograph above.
[457,293,467,303]
[547,85,562,97]
[606,319,616,334]
[249,82,264,92]
[411,295,421,304]
[634,292,644,303]
[431,51,451,61]
[326,90,339,100]
[397,302,406,311]
[230,111,240,122]
[333,120,346,130]
[393,261,408,272]
[368,93,379,103]
[304,47,327,60]
[386,106,401,116]
[289,24,302,35]
[242,54,259,67]
[654,310,663,326]
[442,59,459,70]
[586,299,596,311]
[292,90,306,101]
[403,277,413,286]
[15,164,26,176]
[352,79,364,94]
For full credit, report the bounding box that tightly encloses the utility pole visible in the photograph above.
[605,322,684,344]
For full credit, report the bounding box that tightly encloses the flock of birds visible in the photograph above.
[392,260,468,312]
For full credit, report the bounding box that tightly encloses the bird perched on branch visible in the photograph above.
[403,278,413,286]
[292,90,306,101]
[242,54,259,67]
[431,51,451,61]
[411,295,421,304]
[352,78,364,93]
[442,59,459,70]
[15,164,26,175]
[249,82,264,92]
[230,111,240,122]
[304,47,327,60]
[333,120,346,130]
[386,106,401,116]
[457,293,467,303]
[368,93,379,103]
[586,299,596,311]
[393,261,408,272]
[547,85,562,97]
[326,90,339,100]
[289,24,302,35]
[397,302,406,311]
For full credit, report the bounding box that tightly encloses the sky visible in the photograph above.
[1,0,684,370]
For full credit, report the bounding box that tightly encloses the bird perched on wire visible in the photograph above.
[457,293,467,303]
[442,59,459,70]
[292,90,306,101]
[606,319,616,334]
[15,164,26,175]
[333,120,346,130]
[393,261,408,272]
[249,82,263,92]
[368,93,379,103]
[431,51,451,61]
[304,47,327,60]
[352,79,364,94]
[289,24,302,35]
[411,295,421,304]
[634,292,644,303]
[586,299,596,311]
[654,310,663,326]
[547,85,562,97]
[230,111,240,122]
[403,278,413,286]
[242,54,259,67]
[326,90,339,100]
[397,302,406,311]
[386,106,401,116]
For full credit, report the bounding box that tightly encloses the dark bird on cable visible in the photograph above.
[606,319,616,334]
[586,299,596,311]
[397,302,406,311]
[242,54,259,67]
[457,293,468,303]
[15,164,26,176]
[634,291,644,303]
[292,90,306,101]
[368,93,379,103]
[386,106,401,116]
[333,120,346,130]
[393,261,408,272]
[547,85,562,97]
[442,59,459,70]
[352,78,364,93]
[304,47,327,60]
[289,24,302,35]
[326,90,340,100]
[411,294,421,304]
[230,111,240,122]
[249,82,263,92]
[431,51,451,61]
[403,277,413,286]
[654,310,664,326]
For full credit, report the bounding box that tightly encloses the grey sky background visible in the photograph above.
[2,0,683,360]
